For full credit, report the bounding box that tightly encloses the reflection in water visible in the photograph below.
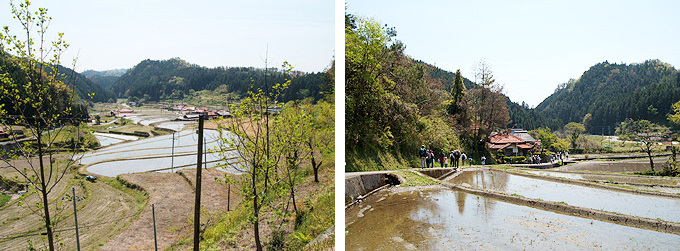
[450,169,680,223]
[84,130,240,176]
[526,170,680,188]
[345,187,680,250]
[456,188,465,214]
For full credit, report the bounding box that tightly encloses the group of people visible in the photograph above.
[530,151,570,164]
[419,145,471,169]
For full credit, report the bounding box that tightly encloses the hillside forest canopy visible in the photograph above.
[108,57,331,104]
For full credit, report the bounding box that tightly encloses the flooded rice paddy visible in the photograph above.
[93,133,126,147]
[524,170,680,194]
[346,187,680,250]
[449,169,680,223]
[84,129,241,176]
[556,157,669,172]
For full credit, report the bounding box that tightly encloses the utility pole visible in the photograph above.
[171,132,175,172]
[193,115,204,250]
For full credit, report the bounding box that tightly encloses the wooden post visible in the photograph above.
[227,184,230,211]
[193,115,204,250]
[153,204,158,251]
[171,132,175,172]
[72,187,80,251]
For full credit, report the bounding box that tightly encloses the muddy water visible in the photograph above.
[450,170,680,222]
[557,158,669,172]
[346,187,680,250]
[524,170,680,194]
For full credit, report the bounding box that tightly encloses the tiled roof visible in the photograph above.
[489,133,525,144]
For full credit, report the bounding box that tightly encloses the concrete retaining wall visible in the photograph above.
[345,173,390,205]
[417,168,453,179]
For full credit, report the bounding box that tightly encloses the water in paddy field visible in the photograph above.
[524,170,680,193]
[449,169,680,223]
[557,158,669,172]
[155,121,191,131]
[345,187,680,250]
[83,129,242,176]
[93,134,125,147]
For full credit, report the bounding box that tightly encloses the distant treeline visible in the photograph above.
[109,58,330,103]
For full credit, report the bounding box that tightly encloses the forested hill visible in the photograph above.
[81,68,127,90]
[0,52,116,103]
[54,65,118,103]
[109,57,329,102]
[536,59,679,133]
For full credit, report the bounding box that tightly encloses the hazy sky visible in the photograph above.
[346,0,680,107]
[0,0,334,73]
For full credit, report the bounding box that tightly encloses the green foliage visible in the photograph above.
[669,100,680,126]
[564,122,585,149]
[0,193,10,207]
[267,230,286,251]
[0,2,89,249]
[506,99,564,130]
[396,171,441,187]
[501,156,527,164]
[617,118,669,171]
[447,69,466,115]
[52,65,116,103]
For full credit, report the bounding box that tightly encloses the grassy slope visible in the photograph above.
[195,152,335,250]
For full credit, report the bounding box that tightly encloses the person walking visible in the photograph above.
[428,150,435,168]
[461,152,467,166]
[449,151,455,169]
[481,156,486,166]
[419,145,427,168]
[453,148,461,169]
[439,149,446,168]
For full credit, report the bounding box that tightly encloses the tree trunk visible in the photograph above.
[647,143,655,172]
[252,167,262,251]
[37,133,55,251]
[311,156,319,183]
[290,187,298,214]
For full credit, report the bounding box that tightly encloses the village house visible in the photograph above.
[488,131,536,156]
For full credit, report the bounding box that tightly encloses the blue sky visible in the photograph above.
[346,0,680,106]
[0,0,334,73]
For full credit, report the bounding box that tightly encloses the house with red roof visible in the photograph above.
[488,132,535,156]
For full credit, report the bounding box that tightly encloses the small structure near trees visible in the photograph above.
[488,132,535,157]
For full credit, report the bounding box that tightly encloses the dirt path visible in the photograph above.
[0,169,137,250]
[97,169,239,250]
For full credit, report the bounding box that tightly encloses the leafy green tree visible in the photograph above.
[447,69,466,115]
[669,100,680,125]
[215,62,291,251]
[302,99,334,182]
[273,101,310,215]
[616,118,669,171]
[345,16,393,150]
[564,122,585,149]
[531,127,557,154]
[0,1,87,250]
